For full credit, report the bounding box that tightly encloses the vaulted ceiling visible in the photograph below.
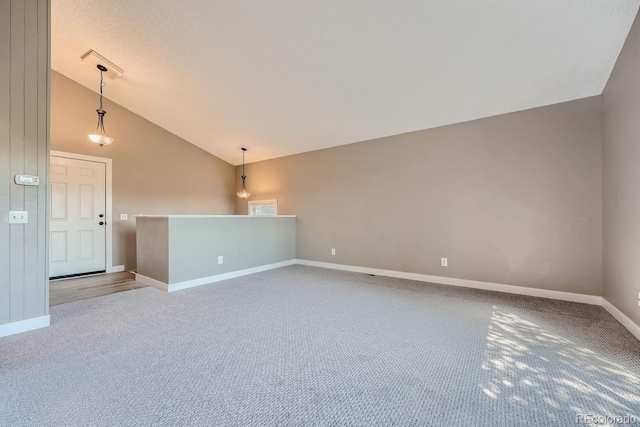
[52,0,640,165]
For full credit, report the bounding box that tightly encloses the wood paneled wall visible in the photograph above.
[0,0,50,325]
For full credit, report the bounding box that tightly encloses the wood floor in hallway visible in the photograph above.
[50,271,147,306]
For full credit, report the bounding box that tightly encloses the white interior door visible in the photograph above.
[50,156,107,278]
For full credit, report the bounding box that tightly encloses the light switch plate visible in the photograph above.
[9,211,28,224]
[120,214,128,221]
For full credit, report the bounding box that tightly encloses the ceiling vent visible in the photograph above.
[80,50,124,79]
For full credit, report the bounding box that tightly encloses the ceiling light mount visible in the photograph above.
[237,147,251,199]
[80,50,124,79]
[87,64,114,147]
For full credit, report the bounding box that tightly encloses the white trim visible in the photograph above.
[136,260,297,292]
[601,298,640,341]
[295,259,602,305]
[50,151,115,274]
[106,265,125,273]
[0,315,50,338]
[50,150,112,164]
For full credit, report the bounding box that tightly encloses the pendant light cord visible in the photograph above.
[96,69,107,133]
[242,149,246,178]
[99,69,104,111]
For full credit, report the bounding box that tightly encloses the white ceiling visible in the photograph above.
[52,0,640,165]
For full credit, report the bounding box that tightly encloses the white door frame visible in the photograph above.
[50,150,122,274]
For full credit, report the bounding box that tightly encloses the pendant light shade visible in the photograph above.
[88,64,114,147]
[88,132,114,146]
[237,148,251,199]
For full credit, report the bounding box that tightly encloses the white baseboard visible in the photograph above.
[601,298,640,341]
[0,315,50,338]
[295,259,603,305]
[136,259,297,292]
[138,258,639,342]
[295,260,640,341]
[107,265,125,273]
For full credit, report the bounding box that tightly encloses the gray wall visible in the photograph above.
[0,0,50,325]
[136,216,296,285]
[237,97,603,295]
[51,72,236,270]
[603,11,640,325]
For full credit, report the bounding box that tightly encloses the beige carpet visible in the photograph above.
[1,265,639,426]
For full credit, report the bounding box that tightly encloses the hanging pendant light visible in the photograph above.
[88,64,114,147]
[237,147,251,199]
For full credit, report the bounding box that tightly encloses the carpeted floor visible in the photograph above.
[1,265,639,426]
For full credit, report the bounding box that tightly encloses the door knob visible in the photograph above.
[99,221,104,226]
[99,214,104,218]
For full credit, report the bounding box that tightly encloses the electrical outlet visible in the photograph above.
[331,248,336,256]
[9,211,28,224]
[441,258,448,267]
[637,292,640,307]
[120,214,128,221]
[218,256,223,265]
